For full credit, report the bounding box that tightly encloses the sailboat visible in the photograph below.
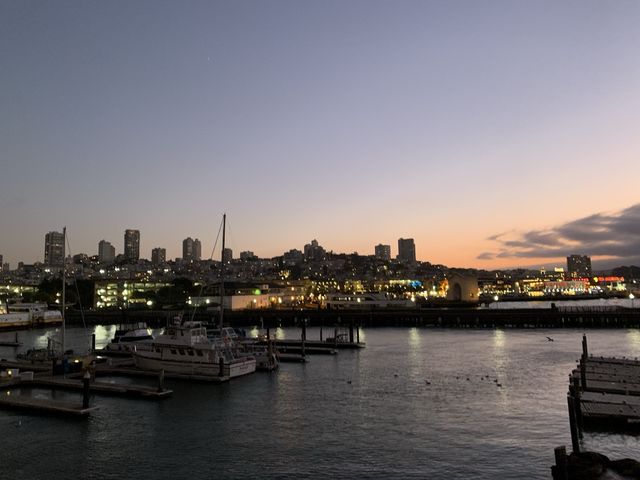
[133,214,256,379]
[18,227,92,372]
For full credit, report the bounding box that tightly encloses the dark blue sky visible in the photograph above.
[2,1,639,268]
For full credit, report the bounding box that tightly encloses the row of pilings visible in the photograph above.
[64,307,640,329]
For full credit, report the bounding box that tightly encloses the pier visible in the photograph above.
[551,335,640,479]
[29,375,173,398]
[568,335,640,435]
[0,394,98,417]
[63,305,640,329]
[0,357,175,417]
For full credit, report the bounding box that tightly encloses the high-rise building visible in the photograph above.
[0,255,3,271]
[567,255,592,279]
[44,231,65,266]
[98,240,116,263]
[193,239,201,260]
[240,251,257,261]
[222,248,233,264]
[182,237,202,261]
[397,238,416,263]
[124,229,140,262]
[304,239,326,261]
[151,247,166,265]
[375,244,391,261]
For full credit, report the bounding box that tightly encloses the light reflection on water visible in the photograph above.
[626,329,640,357]
[1,326,640,479]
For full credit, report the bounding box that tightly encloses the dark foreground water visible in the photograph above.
[2,326,640,479]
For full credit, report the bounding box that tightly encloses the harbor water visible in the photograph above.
[2,326,640,479]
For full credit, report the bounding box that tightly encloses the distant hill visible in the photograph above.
[610,265,640,279]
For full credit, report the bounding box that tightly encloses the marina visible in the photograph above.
[3,326,640,479]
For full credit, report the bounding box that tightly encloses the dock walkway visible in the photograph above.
[0,395,98,416]
[30,376,172,398]
[568,336,640,437]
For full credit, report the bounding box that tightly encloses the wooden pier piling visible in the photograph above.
[567,395,581,453]
[552,446,568,480]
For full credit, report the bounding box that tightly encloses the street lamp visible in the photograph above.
[630,293,635,309]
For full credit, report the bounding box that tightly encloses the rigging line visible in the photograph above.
[64,232,88,336]
[189,217,224,323]
[208,217,224,260]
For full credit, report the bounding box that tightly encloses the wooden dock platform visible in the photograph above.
[0,333,21,347]
[278,353,308,363]
[29,376,173,398]
[567,335,640,442]
[274,345,336,355]
[263,339,364,350]
[0,360,55,373]
[0,394,98,416]
[94,365,230,383]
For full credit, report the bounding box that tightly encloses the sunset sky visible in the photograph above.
[2,1,639,269]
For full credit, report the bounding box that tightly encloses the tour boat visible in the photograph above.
[0,304,31,330]
[0,303,63,330]
[324,292,415,309]
[133,320,256,378]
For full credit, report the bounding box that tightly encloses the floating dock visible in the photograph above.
[0,394,98,417]
[569,337,640,431]
[274,345,336,355]
[278,353,308,363]
[563,335,640,461]
[269,339,363,350]
[94,365,230,383]
[0,333,21,347]
[29,376,173,398]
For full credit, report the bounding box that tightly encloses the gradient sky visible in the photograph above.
[2,1,639,269]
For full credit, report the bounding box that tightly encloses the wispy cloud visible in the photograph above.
[479,204,640,263]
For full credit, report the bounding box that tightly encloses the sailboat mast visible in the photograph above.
[61,226,66,355]
[219,214,226,331]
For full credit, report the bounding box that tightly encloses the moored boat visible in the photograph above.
[209,326,278,372]
[105,322,154,354]
[0,303,63,330]
[133,320,255,379]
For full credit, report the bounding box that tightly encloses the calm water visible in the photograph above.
[2,326,640,479]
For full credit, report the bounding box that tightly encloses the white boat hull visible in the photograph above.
[133,351,256,378]
[0,313,31,330]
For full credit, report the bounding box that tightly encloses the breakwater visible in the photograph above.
[64,306,640,328]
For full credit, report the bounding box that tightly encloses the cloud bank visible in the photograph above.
[479,203,640,264]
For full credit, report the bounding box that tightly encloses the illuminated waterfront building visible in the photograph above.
[567,255,592,279]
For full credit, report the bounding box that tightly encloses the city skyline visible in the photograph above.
[2,2,639,270]
[0,216,634,272]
